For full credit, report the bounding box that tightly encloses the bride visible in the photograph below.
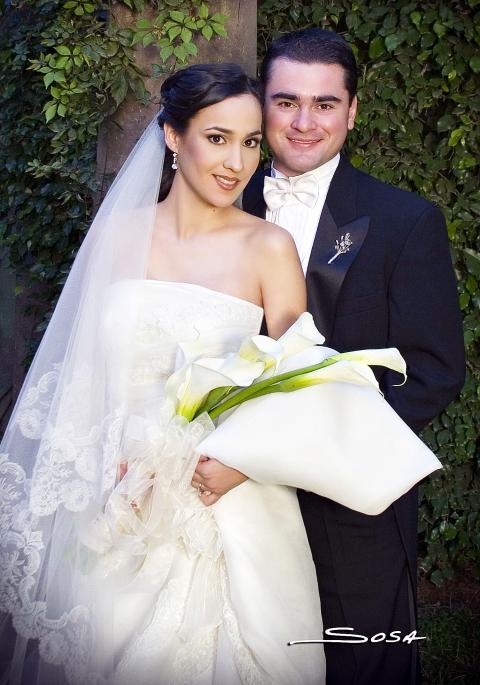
[0,63,326,684]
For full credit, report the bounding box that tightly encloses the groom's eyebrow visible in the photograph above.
[270,92,342,103]
[204,126,262,136]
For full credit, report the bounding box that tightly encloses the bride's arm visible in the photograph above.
[192,221,307,505]
[256,222,307,338]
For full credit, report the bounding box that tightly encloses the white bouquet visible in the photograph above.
[164,313,441,515]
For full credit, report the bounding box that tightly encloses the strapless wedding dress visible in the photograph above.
[100,280,325,685]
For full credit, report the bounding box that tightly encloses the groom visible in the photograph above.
[195,28,465,683]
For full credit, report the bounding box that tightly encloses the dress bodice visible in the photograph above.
[103,280,264,408]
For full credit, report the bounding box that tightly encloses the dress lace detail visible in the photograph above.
[0,452,102,685]
[14,363,124,516]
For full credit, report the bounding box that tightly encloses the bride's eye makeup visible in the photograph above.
[207,134,225,144]
[244,137,262,148]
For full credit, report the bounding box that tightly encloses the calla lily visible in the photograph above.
[167,355,265,421]
[277,345,337,374]
[330,348,406,385]
[277,312,325,358]
[166,312,408,424]
[239,335,284,378]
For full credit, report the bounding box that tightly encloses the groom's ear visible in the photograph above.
[347,96,358,131]
[163,122,180,153]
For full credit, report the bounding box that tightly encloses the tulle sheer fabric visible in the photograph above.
[0,118,165,683]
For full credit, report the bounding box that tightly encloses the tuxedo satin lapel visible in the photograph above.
[242,168,268,218]
[306,207,370,342]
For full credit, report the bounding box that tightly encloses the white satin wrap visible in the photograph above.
[196,357,442,516]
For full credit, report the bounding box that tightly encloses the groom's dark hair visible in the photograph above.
[260,28,357,103]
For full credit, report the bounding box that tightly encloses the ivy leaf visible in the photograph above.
[459,292,470,309]
[180,27,192,43]
[111,74,128,106]
[469,55,480,73]
[368,37,384,59]
[55,56,69,69]
[201,24,213,41]
[211,13,228,22]
[448,128,463,147]
[45,103,57,123]
[136,18,151,29]
[199,3,209,20]
[173,44,187,61]
[43,72,55,87]
[437,114,456,132]
[129,75,148,102]
[160,45,174,62]
[433,21,446,38]
[57,103,67,117]
[385,34,401,51]
[410,11,421,27]
[464,249,480,278]
[55,45,71,56]
[142,33,155,47]
[350,154,363,168]
[169,10,185,22]
[211,23,227,37]
[184,42,197,56]
[168,26,182,40]
[106,41,119,57]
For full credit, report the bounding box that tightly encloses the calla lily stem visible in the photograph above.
[205,356,341,421]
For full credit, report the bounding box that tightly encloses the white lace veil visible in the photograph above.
[0,115,165,684]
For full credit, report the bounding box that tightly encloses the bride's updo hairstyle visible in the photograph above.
[157,63,261,200]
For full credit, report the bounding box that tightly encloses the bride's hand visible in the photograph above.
[198,491,221,506]
[192,456,248,506]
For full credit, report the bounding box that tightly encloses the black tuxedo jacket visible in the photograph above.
[244,156,465,594]
[244,155,465,682]
[243,155,465,435]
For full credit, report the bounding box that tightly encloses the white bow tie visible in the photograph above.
[263,174,319,211]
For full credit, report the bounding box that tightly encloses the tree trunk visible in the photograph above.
[96,0,257,184]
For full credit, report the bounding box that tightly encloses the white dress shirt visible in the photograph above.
[265,153,340,273]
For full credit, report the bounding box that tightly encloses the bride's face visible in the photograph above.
[166,94,262,207]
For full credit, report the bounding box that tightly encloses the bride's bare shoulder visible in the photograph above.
[240,212,297,259]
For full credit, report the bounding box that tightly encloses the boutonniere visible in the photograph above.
[328,232,353,264]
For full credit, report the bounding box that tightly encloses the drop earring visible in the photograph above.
[172,152,178,170]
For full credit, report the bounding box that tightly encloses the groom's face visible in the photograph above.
[264,59,357,177]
